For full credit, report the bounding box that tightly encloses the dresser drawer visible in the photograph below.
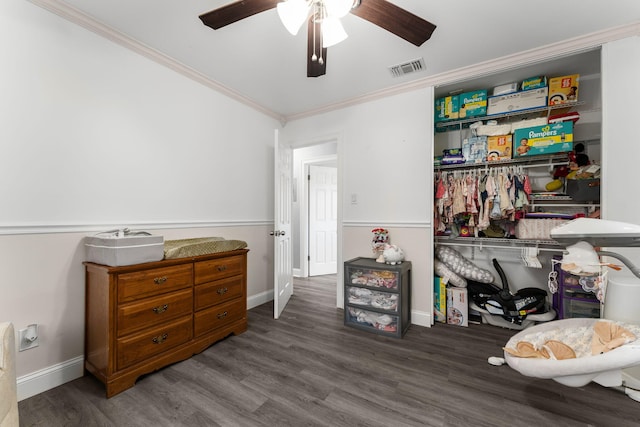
[117,289,193,337]
[116,315,192,370]
[194,275,243,311]
[117,264,193,303]
[194,299,245,337]
[194,255,244,284]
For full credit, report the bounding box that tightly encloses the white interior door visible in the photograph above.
[309,165,337,276]
[273,129,293,319]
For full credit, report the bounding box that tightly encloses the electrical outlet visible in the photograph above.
[18,324,39,352]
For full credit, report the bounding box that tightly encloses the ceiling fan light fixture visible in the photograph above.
[277,0,311,35]
[322,16,348,47]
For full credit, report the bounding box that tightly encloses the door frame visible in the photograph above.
[291,133,344,309]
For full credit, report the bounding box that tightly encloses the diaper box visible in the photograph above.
[462,136,488,164]
[521,75,547,91]
[486,135,513,161]
[447,287,468,327]
[85,231,164,266]
[548,74,579,105]
[487,87,548,116]
[458,90,488,119]
[434,276,447,323]
[434,95,459,122]
[513,122,573,157]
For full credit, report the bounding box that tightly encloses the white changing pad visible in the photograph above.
[504,318,640,387]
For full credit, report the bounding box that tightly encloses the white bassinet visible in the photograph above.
[504,318,640,396]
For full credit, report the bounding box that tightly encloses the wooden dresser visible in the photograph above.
[84,249,248,397]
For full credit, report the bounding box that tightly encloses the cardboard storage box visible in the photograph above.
[487,135,512,161]
[85,231,164,266]
[462,136,488,164]
[458,90,488,119]
[447,287,468,327]
[515,218,569,240]
[513,122,573,157]
[487,87,548,115]
[434,95,459,122]
[549,74,579,105]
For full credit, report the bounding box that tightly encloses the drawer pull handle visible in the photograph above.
[152,304,168,314]
[152,333,168,344]
[217,265,227,272]
[217,311,228,319]
[153,276,168,285]
[216,287,228,295]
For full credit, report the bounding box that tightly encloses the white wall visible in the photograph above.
[282,88,435,326]
[0,0,279,399]
[601,36,640,263]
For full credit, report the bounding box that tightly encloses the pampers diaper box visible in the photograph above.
[458,90,487,119]
[434,95,459,122]
[513,122,573,157]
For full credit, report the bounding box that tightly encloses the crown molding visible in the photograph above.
[27,0,286,123]
[285,22,640,122]
[26,1,640,123]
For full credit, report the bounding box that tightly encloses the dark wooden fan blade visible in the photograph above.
[351,0,436,46]
[307,17,327,78]
[199,0,279,30]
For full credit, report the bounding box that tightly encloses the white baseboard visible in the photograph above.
[411,309,433,328]
[16,293,276,401]
[17,355,84,401]
[247,289,273,310]
[16,303,426,401]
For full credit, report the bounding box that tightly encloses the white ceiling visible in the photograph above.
[42,0,640,120]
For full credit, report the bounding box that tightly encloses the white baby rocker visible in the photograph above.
[503,218,640,402]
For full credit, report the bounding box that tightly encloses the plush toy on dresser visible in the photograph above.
[382,244,405,265]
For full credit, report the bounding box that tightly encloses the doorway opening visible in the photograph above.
[292,141,337,279]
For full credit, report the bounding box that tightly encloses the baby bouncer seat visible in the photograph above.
[503,219,640,401]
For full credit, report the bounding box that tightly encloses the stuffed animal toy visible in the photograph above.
[382,244,405,265]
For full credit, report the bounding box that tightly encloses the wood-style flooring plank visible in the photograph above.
[18,274,640,427]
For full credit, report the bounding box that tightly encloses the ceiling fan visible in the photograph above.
[199,0,437,78]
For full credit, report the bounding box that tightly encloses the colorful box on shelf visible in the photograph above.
[521,75,547,91]
[458,90,488,119]
[487,87,548,116]
[462,136,488,164]
[434,95,459,122]
[487,135,513,161]
[549,74,579,105]
[513,122,573,157]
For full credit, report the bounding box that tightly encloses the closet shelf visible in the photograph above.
[435,235,564,252]
[435,153,569,171]
[435,101,586,130]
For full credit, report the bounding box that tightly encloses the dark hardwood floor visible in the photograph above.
[19,274,640,426]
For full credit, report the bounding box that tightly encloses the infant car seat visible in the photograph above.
[467,259,549,326]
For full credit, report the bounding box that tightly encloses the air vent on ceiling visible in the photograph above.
[389,58,426,78]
